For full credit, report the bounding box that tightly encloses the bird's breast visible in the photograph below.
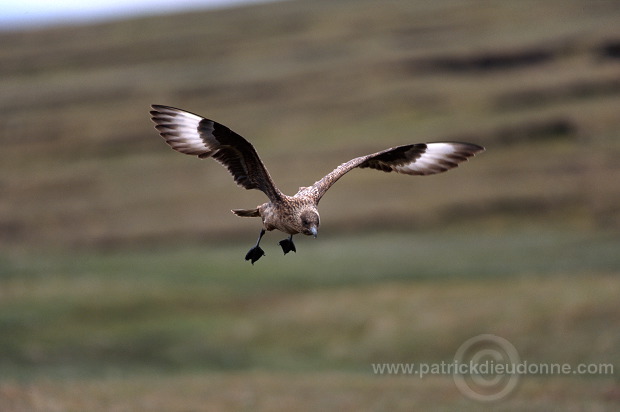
[260,202,300,234]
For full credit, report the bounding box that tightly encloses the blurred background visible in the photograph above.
[1,0,619,410]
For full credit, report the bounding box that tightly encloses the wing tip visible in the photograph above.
[151,104,175,111]
[468,143,486,154]
[429,141,485,152]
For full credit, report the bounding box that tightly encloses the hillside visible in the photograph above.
[2,0,620,250]
[1,2,620,410]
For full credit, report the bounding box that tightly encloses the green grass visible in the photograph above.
[1,228,619,378]
[1,373,618,412]
[4,227,620,286]
[1,229,619,410]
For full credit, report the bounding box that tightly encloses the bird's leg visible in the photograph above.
[279,234,296,255]
[245,229,266,264]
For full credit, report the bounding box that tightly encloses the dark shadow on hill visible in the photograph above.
[449,117,578,147]
[407,46,556,74]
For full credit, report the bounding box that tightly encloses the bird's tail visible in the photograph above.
[231,208,260,217]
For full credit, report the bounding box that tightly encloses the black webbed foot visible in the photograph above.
[279,237,296,255]
[245,246,265,264]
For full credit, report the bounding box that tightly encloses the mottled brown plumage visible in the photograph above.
[150,105,484,263]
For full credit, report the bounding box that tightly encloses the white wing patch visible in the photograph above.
[152,106,212,156]
[394,143,472,175]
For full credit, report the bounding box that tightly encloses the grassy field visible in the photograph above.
[1,229,619,410]
[1,0,620,410]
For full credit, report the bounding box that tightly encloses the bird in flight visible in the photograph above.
[150,105,484,264]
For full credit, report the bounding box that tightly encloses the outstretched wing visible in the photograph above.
[305,142,484,203]
[150,105,282,202]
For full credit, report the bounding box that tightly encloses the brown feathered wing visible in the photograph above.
[150,105,282,202]
[304,142,485,203]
